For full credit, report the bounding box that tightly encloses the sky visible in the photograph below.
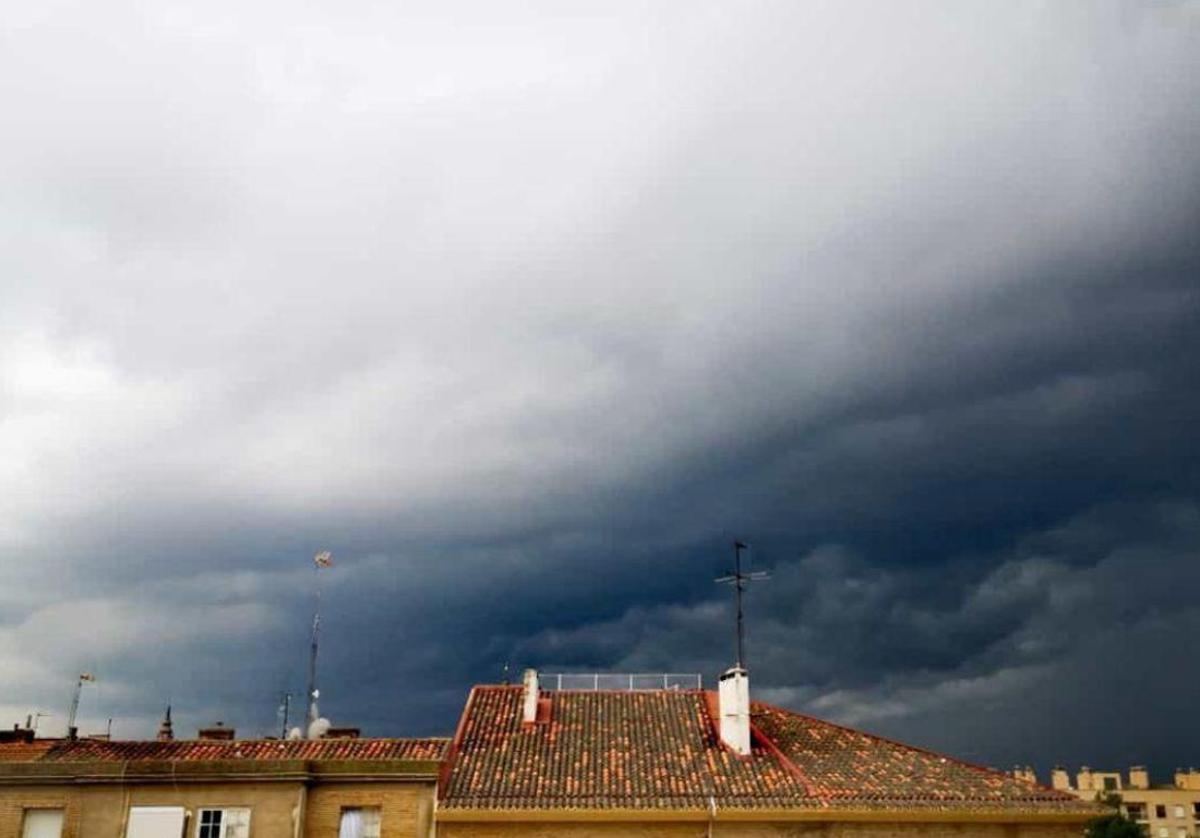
[2,0,1199,781]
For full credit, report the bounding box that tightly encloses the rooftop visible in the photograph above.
[0,736,449,764]
[439,686,1099,816]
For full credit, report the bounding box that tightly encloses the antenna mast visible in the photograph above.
[306,551,332,727]
[66,672,95,740]
[715,541,768,669]
[279,692,291,739]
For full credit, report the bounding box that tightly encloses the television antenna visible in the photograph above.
[306,551,332,729]
[715,541,768,669]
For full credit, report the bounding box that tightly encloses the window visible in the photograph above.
[127,807,186,838]
[1176,829,1186,838]
[196,808,249,838]
[22,809,64,838]
[1174,806,1186,819]
[1127,804,1147,820]
[338,808,381,838]
[1159,805,1169,819]
[1157,828,1168,838]
[1193,801,1200,818]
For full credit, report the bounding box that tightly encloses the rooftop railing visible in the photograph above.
[539,673,703,691]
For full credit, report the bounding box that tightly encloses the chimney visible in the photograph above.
[0,725,34,745]
[718,666,751,756]
[1076,766,1093,791]
[1051,766,1072,791]
[157,706,174,742]
[198,722,235,741]
[521,669,539,725]
[1129,766,1149,790]
[1012,766,1038,785]
[1175,768,1200,791]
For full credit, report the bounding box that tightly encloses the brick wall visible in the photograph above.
[305,781,434,838]
[2,777,438,837]
[0,787,81,838]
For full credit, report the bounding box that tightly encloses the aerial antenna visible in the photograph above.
[715,541,768,670]
[66,672,95,740]
[306,550,332,733]
[278,692,292,739]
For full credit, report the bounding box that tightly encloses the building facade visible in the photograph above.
[0,730,446,838]
[1048,764,1200,837]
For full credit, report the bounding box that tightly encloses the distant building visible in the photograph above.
[1039,764,1200,837]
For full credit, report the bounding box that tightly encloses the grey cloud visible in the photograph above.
[1,0,1199,771]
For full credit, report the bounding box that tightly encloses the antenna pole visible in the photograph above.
[280,692,291,738]
[715,541,767,671]
[66,673,94,741]
[306,579,321,725]
[734,542,745,668]
[305,551,332,728]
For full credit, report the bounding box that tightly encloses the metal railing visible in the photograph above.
[539,673,703,691]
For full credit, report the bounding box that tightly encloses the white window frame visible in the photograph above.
[126,806,187,838]
[21,808,65,838]
[194,807,251,838]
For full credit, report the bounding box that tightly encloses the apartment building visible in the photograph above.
[0,723,446,838]
[1046,764,1200,837]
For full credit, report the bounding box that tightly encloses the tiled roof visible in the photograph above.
[0,740,56,762]
[0,737,449,763]
[442,687,809,810]
[752,702,1084,811]
[439,686,1096,816]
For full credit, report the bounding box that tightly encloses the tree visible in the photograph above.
[1084,813,1146,838]
[1085,794,1146,838]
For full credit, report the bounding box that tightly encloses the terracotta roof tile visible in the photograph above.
[440,686,1096,815]
[0,737,448,763]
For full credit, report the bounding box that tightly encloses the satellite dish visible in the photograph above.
[307,717,331,740]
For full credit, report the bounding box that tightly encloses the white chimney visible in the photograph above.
[522,668,539,724]
[718,666,751,756]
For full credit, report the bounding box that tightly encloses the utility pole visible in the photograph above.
[715,541,768,669]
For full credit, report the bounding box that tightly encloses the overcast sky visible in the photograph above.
[3,0,1199,779]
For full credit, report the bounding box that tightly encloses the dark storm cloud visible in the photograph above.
[2,0,1199,776]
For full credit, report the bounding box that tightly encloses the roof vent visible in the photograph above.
[198,722,235,741]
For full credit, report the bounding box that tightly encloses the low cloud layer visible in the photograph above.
[2,0,1199,777]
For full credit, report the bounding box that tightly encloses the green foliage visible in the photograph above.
[1084,812,1147,838]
